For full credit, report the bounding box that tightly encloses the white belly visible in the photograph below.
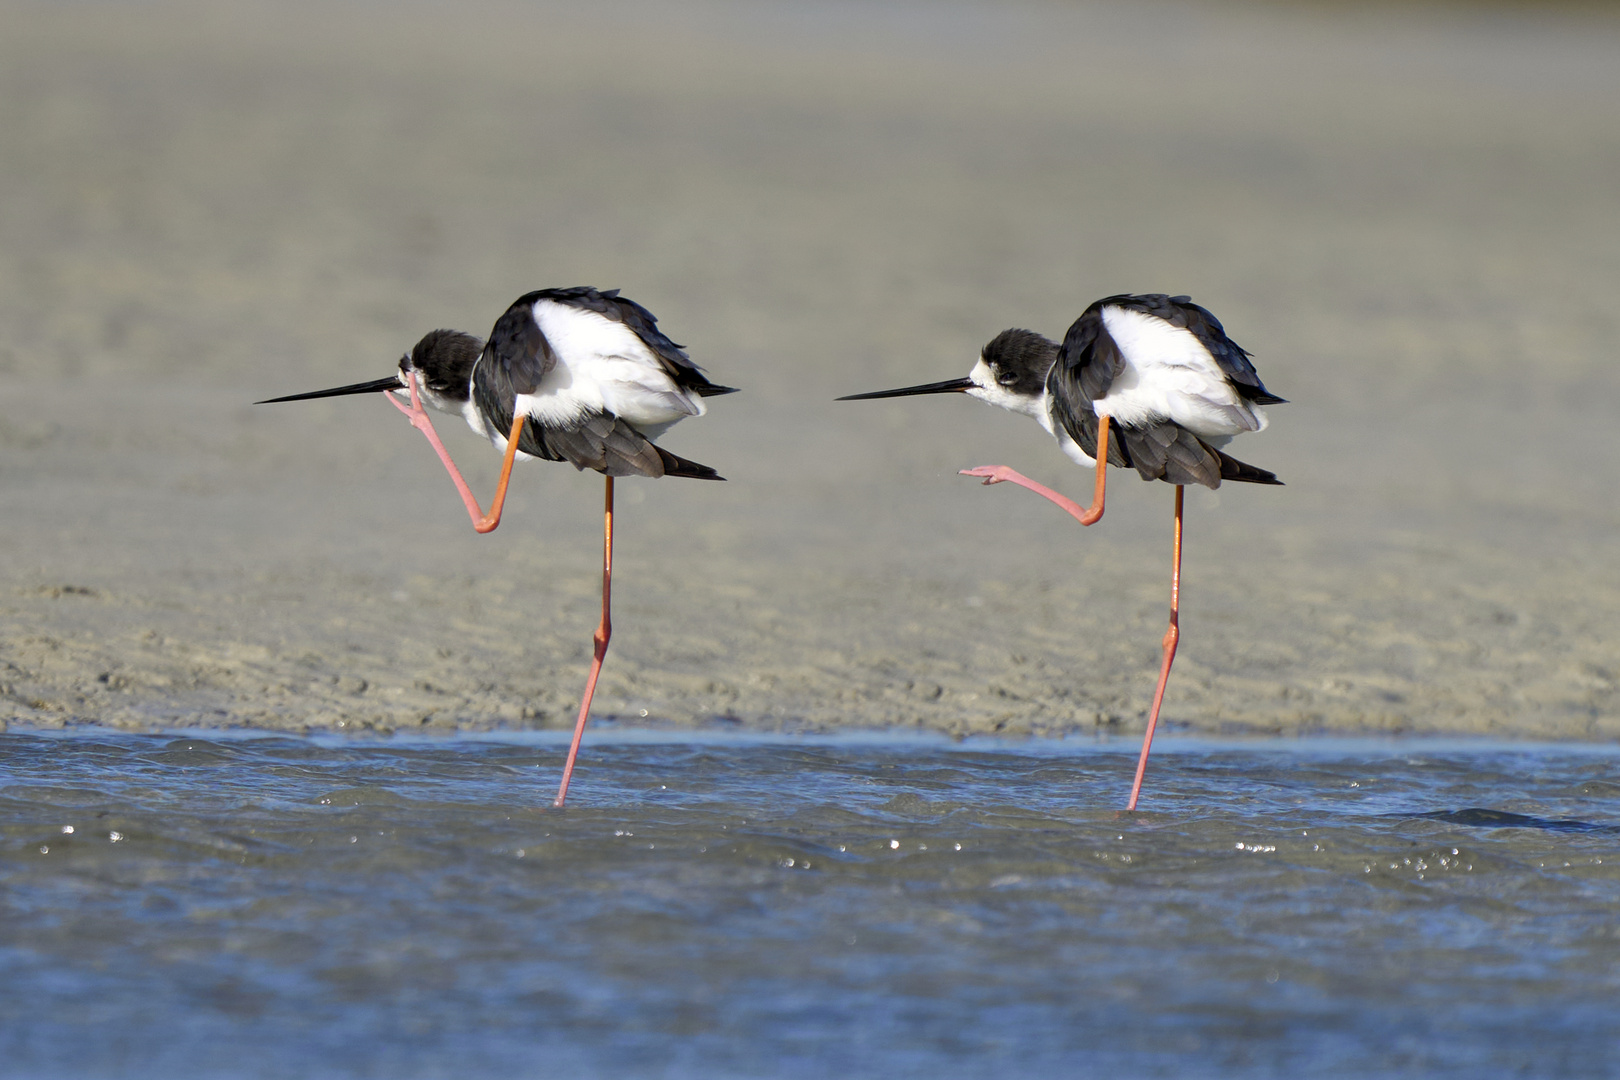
[1034,399,1099,469]
[1055,427,1097,469]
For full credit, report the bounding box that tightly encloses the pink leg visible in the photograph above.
[385,373,524,534]
[554,476,614,807]
[960,415,1110,526]
[1127,485,1183,811]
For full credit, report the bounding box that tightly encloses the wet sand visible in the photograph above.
[3,0,1620,742]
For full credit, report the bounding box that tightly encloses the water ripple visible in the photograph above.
[2,730,1618,1078]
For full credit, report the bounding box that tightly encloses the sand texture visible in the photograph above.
[3,0,1619,741]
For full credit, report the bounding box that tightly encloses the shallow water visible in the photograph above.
[3,730,1618,1078]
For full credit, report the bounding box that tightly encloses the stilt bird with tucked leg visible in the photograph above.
[839,294,1284,810]
[259,287,737,805]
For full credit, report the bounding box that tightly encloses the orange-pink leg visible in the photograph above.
[960,415,1111,526]
[1127,484,1183,811]
[554,476,614,807]
[385,372,524,533]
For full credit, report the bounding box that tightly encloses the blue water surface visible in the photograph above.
[2,729,1618,1079]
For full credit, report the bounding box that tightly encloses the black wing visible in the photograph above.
[1116,426,1282,488]
[527,286,739,397]
[1050,399,1280,489]
[1046,300,1133,469]
[532,413,718,479]
[1048,295,1283,489]
[470,367,723,480]
[533,415,723,479]
[1109,419,1245,489]
[471,288,729,480]
[1044,373,1130,471]
[482,295,557,396]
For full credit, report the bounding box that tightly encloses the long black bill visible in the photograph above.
[836,377,974,401]
[255,376,403,405]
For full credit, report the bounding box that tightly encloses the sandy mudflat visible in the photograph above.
[2,0,1619,741]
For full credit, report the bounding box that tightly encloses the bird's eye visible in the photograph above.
[996,369,1019,386]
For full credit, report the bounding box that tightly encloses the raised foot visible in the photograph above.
[958,464,1100,525]
[384,382,438,436]
[959,465,1022,486]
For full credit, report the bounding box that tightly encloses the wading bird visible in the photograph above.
[839,294,1283,809]
[260,287,737,805]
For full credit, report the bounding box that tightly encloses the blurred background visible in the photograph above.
[2,0,1618,741]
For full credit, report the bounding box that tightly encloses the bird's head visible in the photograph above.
[401,329,482,408]
[255,328,484,413]
[835,328,1056,417]
[965,329,1057,417]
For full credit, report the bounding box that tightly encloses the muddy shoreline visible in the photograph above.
[3,0,1619,743]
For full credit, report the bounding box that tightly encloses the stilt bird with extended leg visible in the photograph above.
[840,294,1284,809]
[260,287,737,805]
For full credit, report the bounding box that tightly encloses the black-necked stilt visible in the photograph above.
[259,287,737,805]
[840,293,1284,810]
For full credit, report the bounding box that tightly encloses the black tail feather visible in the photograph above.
[694,384,741,398]
[656,447,726,480]
[1216,449,1283,485]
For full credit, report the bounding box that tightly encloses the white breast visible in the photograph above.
[1023,392,1101,469]
[1092,306,1267,440]
[511,299,703,439]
